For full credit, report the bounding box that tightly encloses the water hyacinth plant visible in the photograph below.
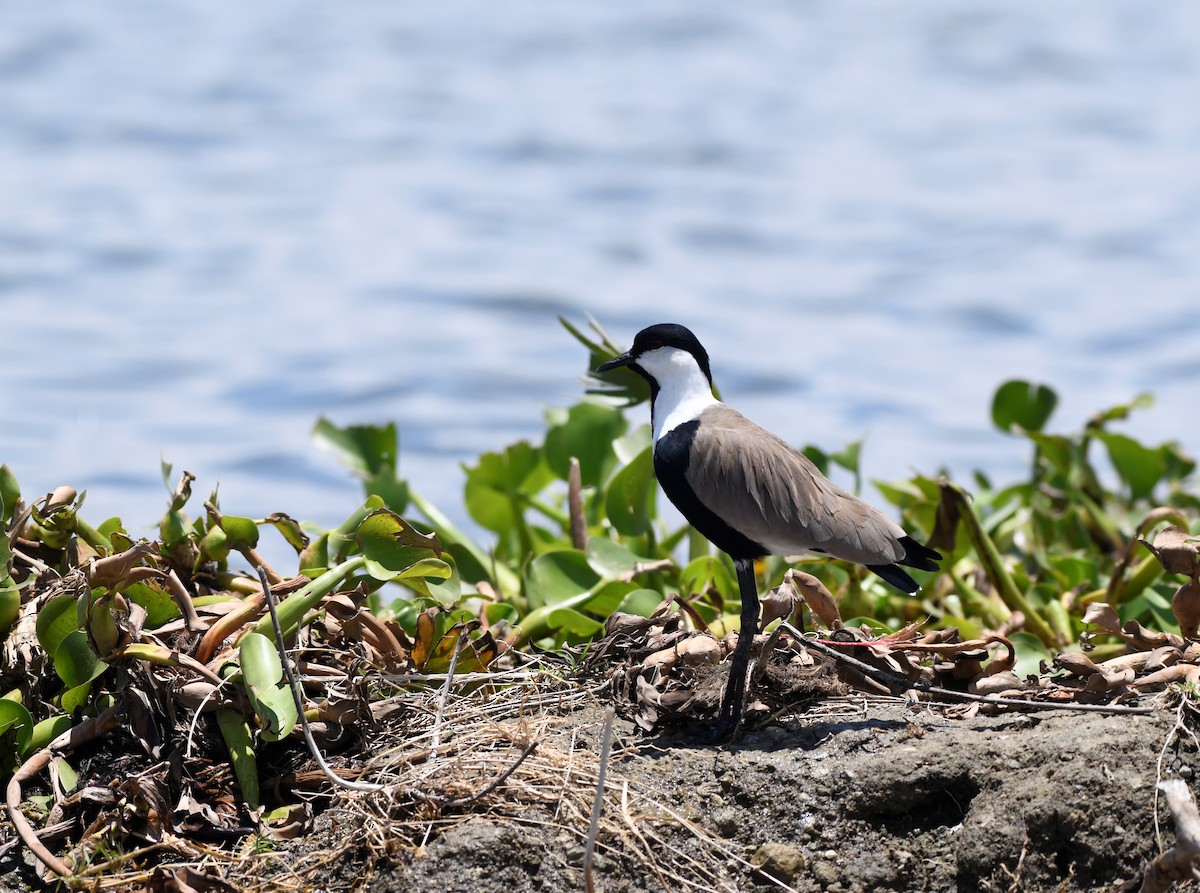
[0,316,1196,885]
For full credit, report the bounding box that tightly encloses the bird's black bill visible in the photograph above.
[595,351,634,374]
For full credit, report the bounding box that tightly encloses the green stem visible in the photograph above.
[526,496,569,529]
[249,556,366,640]
[942,482,1060,648]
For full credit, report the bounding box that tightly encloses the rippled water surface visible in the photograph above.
[3,2,1198,542]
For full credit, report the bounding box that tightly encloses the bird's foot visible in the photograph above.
[697,709,743,744]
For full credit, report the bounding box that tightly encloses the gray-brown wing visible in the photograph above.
[684,405,906,565]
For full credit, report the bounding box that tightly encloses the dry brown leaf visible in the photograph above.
[1052,652,1101,678]
[785,569,842,630]
[85,541,164,589]
[1121,619,1185,652]
[759,583,799,631]
[1173,582,1200,638]
[1144,645,1183,674]
[633,675,665,731]
[1145,525,1200,577]
[1082,603,1121,634]
[149,866,239,893]
[969,671,1024,696]
[260,802,313,841]
[1130,663,1196,691]
[642,635,723,673]
[1083,667,1135,695]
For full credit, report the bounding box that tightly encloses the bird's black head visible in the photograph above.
[594,323,713,387]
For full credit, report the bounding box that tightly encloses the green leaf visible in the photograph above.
[524,549,601,609]
[561,315,654,407]
[544,402,627,487]
[61,682,94,715]
[1096,432,1165,502]
[585,579,637,616]
[98,516,127,541]
[613,425,652,465]
[219,515,260,550]
[828,439,864,492]
[312,418,398,478]
[239,632,299,743]
[605,446,656,536]
[199,527,230,562]
[54,630,107,689]
[392,557,455,599]
[363,470,410,514]
[1008,631,1054,679]
[36,595,80,660]
[545,606,605,639]
[329,496,386,563]
[260,514,310,554]
[1090,392,1154,426]
[29,714,74,753]
[801,445,830,476]
[680,556,737,604]
[617,588,666,617]
[125,581,182,630]
[399,551,459,607]
[408,489,521,596]
[463,441,554,534]
[356,509,442,581]
[1122,586,1177,633]
[299,530,330,573]
[53,757,79,797]
[1161,442,1198,484]
[217,707,260,809]
[585,537,641,579]
[992,380,1058,433]
[1027,432,1076,475]
[0,464,19,525]
[0,576,20,636]
[0,699,34,765]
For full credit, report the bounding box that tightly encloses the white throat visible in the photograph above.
[638,347,720,443]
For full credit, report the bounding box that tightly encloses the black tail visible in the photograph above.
[897,535,941,571]
[867,537,942,594]
[867,563,920,594]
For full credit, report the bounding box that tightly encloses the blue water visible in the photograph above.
[2,2,1198,554]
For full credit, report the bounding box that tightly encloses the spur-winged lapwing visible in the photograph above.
[596,322,941,739]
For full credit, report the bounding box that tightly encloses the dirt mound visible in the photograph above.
[258,697,1179,893]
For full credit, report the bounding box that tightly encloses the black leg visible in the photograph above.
[706,557,760,742]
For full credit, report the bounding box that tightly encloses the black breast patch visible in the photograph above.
[654,420,767,561]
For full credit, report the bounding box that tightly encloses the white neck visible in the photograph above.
[639,347,720,442]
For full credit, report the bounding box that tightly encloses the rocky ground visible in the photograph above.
[1,689,1189,892]
[272,695,1182,893]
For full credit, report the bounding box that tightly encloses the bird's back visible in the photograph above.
[670,404,908,566]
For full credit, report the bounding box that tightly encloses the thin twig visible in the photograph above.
[257,565,385,794]
[429,629,467,767]
[584,706,616,893]
[1153,696,1189,850]
[784,622,1157,715]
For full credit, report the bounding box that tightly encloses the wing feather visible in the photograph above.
[684,405,906,565]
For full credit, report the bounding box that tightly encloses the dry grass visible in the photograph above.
[215,667,797,893]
